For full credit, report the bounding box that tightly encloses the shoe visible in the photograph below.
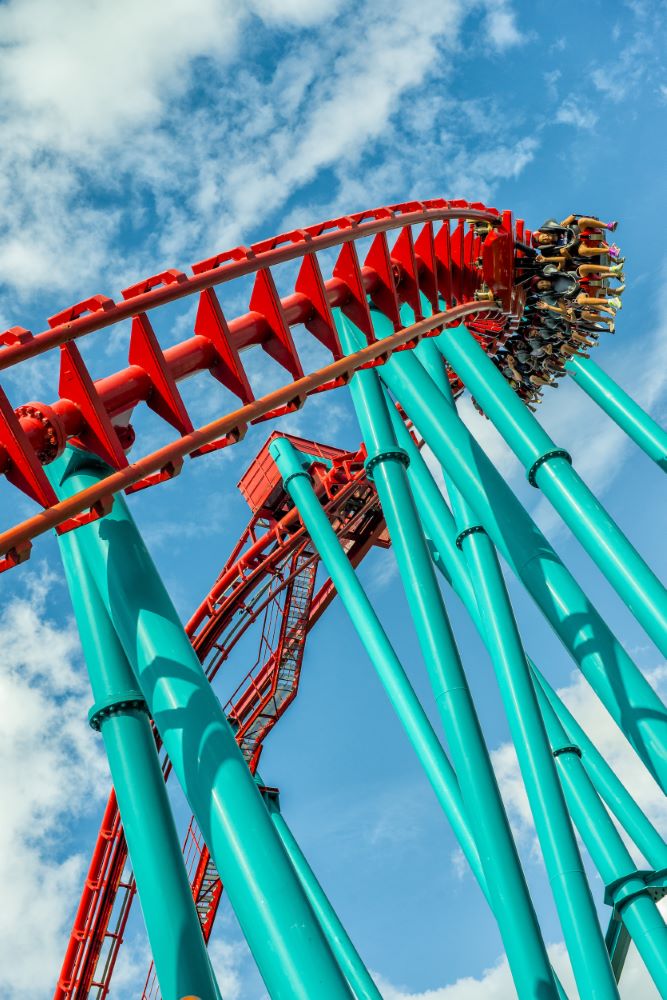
[606,221,618,231]
[607,296,622,310]
[610,263,624,275]
[608,244,621,258]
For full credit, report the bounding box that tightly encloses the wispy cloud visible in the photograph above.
[374,934,666,998]
[0,0,539,315]
[555,96,598,130]
[0,568,108,998]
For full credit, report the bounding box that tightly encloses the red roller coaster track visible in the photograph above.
[0,197,526,996]
[0,198,522,571]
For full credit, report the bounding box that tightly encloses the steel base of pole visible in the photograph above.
[48,448,352,1000]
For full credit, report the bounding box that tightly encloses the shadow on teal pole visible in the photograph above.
[261,785,383,1000]
[48,456,221,1000]
[566,354,667,473]
[435,326,667,659]
[363,314,667,792]
[49,448,353,1000]
[336,316,558,999]
[414,337,618,1000]
[536,687,667,995]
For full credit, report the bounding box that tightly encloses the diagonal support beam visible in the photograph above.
[565,354,667,473]
[364,311,667,792]
[384,397,667,875]
[48,446,353,1000]
[261,784,383,1000]
[336,315,559,999]
[434,325,667,659]
[414,336,618,1000]
[48,451,221,1000]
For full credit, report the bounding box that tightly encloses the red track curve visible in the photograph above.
[0,198,521,570]
[24,198,526,995]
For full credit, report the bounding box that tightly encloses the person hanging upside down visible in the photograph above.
[578,262,624,279]
[575,292,622,311]
[560,214,618,233]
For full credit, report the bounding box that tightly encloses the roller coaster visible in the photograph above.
[1,199,666,999]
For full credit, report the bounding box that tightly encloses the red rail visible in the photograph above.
[0,198,517,570]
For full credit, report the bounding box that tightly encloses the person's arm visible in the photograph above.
[515,240,538,257]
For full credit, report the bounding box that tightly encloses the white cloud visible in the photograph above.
[0,0,241,147]
[555,96,598,129]
[0,0,538,308]
[375,936,663,998]
[479,0,525,51]
[250,0,343,27]
[208,937,248,999]
[0,568,108,998]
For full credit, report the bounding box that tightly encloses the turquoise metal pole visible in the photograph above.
[271,438,575,1000]
[536,688,667,995]
[50,515,222,1000]
[413,338,618,1000]
[336,318,558,998]
[565,354,667,473]
[261,786,383,1000]
[361,315,667,791]
[531,669,667,871]
[49,448,353,1000]
[435,326,667,658]
[385,400,667,874]
[269,436,483,887]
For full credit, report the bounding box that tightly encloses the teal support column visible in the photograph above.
[565,354,667,473]
[536,689,667,995]
[361,314,667,791]
[385,398,667,875]
[261,786,382,1000]
[414,338,618,1000]
[337,319,558,998]
[50,519,221,1000]
[48,448,352,1000]
[532,669,667,871]
[269,435,483,887]
[435,325,667,659]
[270,436,574,1000]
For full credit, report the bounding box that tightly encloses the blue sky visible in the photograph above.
[0,1,666,996]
